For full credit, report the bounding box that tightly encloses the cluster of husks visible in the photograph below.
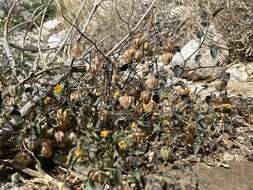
[161,40,174,65]
[118,38,160,113]
[123,38,153,64]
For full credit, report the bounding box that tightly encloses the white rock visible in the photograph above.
[227,62,253,81]
[46,30,67,48]
[43,19,60,32]
[170,37,202,67]
[167,23,229,80]
[227,81,253,97]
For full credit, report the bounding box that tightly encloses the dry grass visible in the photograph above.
[54,0,149,52]
[189,0,253,59]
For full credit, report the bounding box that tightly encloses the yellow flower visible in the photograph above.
[162,119,169,127]
[113,89,120,98]
[130,121,137,129]
[74,146,85,158]
[100,130,110,138]
[118,140,127,150]
[220,103,235,112]
[54,84,63,94]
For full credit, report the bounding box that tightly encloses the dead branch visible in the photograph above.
[2,0,19,79]
[106,0,156,57]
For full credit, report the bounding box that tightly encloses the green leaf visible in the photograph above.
[193,136,203,155]
[85,180,95,190]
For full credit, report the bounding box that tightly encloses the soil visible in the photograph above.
[1,160,253,189]
[195,160,253,190]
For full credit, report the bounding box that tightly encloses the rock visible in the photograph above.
[227,62,253,81]
[227,81,253,97]
[41,19,64,48]
[43,19,60,32]
[46,30,67,48]
[225,62,253,97]
[166,23,229,81]
[144,165,198,190]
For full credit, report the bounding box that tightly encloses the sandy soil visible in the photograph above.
[195,161,253,190]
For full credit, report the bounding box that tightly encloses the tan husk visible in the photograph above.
[145,75,157,89]
[143,100,156,113]
[40,140,53,158]
[140,90,151,104]
[119,96,135,109]
[14,151,32,167]
[161,52,173,65]
[135,50,142,62]
[133,38,143,49]
[123,48,135,63]
[56,108,71,130]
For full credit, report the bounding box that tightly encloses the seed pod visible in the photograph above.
[14,151,32,167]
[182,87,191,96]
[135,50,142,62]
[123,48,134,63]
[100,109,109,121]
[128,131,145,144]
[212,79,227,91]
[43,96,55,105]
[174,86,191,96]
[161,52,173,65]
[119,96,134,109]
[71,43,82,58]
[163,40,173,52]
[147,151,156,162]
[56,108,71,130]
[54,131,65,145]
[45,128,54,138]
[143,100,156,113]
[24,136,40,152]
[144,41,152,52]
[70,91,80,102]
[89,170,108,184]
[112,73,123,84]
[140,90,151,104]
[145,75,157,89]
[160,146,173,162]
[94,54,102,66]
[40,140,53,158]
[133,38,143,49]
[90,64,99,76]
[145,48,153,57]
[67,132,78,145]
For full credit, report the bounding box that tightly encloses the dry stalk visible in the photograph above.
[2,0,19,79]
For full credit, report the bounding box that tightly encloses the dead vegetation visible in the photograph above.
[0,0,253,189]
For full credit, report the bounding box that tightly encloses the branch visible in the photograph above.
[0,159,70,190]
[62,14,110,62]
[106,0,156,57]
[37,0,54,69]
[2,0,19,78]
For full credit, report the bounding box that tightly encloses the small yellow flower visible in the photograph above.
[118,140,127,150]
[54,84,63,94]
[74,146,85,158]
[130,121,137,129]
[162,119,169,127]
[113,89,120,98]
[100,130,110,138]
[220,103,235,112]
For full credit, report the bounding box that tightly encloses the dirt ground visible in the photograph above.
[195,161,253,190]
[0,160,253,189]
